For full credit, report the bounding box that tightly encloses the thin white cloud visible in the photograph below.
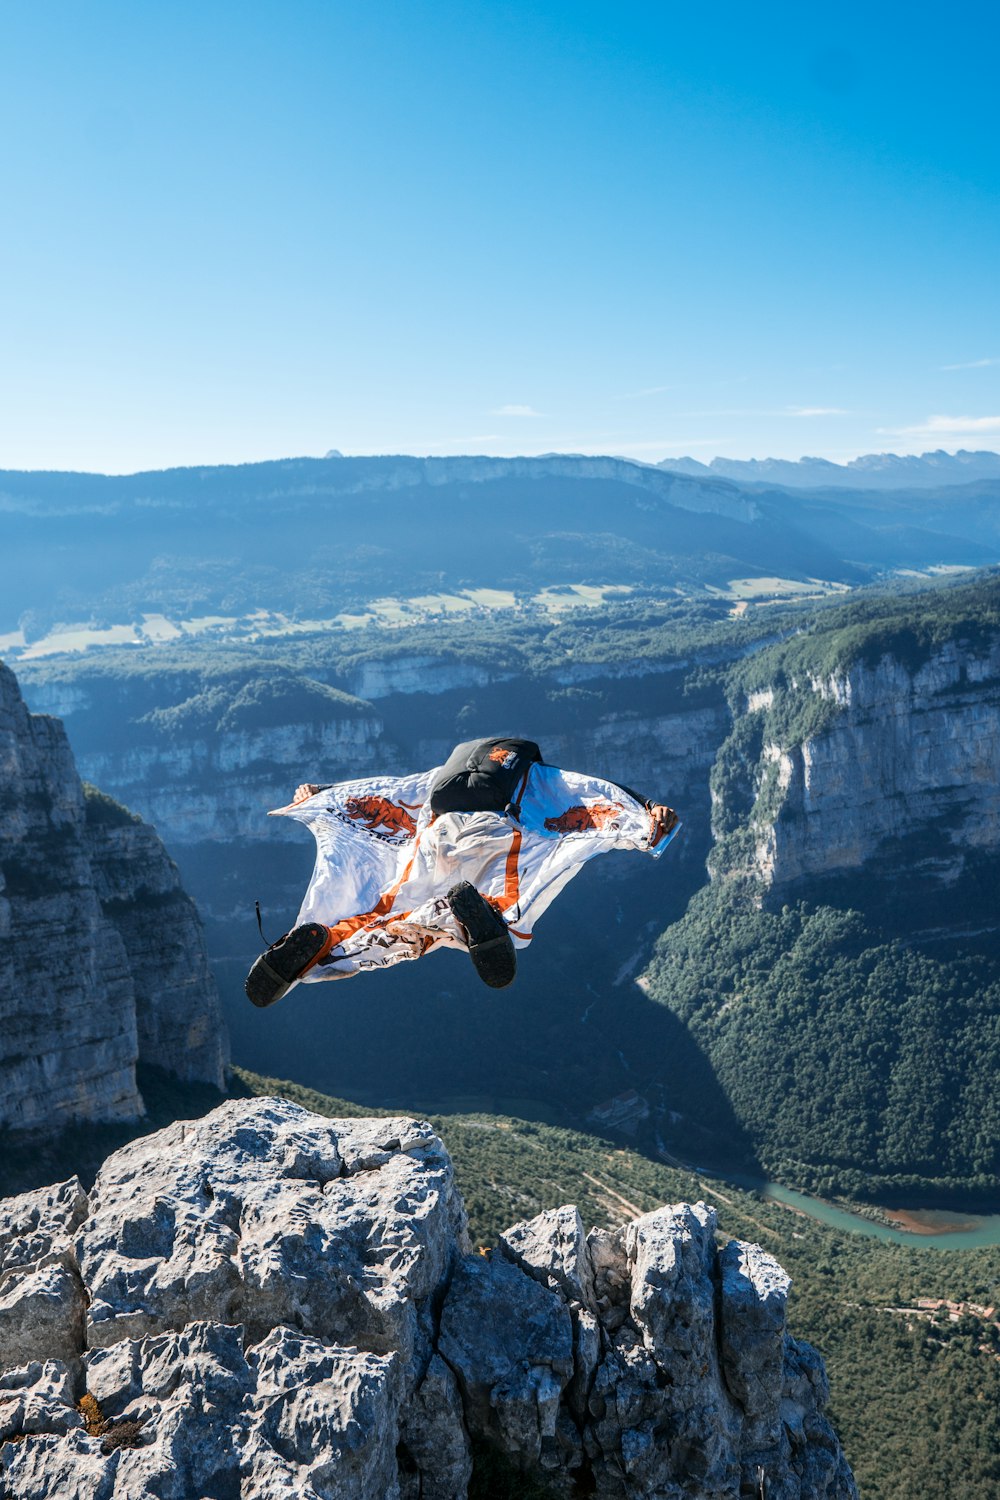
[941,357,998,371]
[787,406,849,417]
[884,414,1000,437]
[492,404,543,417]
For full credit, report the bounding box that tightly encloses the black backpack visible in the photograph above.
[428,737,544,818]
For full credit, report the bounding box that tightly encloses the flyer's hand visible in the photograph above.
[649,804,679,846]
[293,783,321,806]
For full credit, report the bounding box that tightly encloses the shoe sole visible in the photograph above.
[245,923,333,1008]
[446,881,517,989]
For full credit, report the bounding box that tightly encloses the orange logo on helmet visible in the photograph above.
[544,801,623,834]
[489,745,516,765]
[344,795,417,838]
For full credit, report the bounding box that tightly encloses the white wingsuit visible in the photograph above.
[270,762,677,983]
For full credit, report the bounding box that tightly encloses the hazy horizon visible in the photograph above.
[1,443,999,481]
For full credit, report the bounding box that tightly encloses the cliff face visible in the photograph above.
[0,1097,856,1499]
[75,712,386,845]
[14,653,731,1107]
[22,664,722,855]
[0,661,228,1130]
[714,635,1000,897]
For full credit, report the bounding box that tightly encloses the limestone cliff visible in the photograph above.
[0,661,228,1130]
[21,661,721,856]
[711,631,1000,901]
[41,675,386,846]
[0,1097,856,1499]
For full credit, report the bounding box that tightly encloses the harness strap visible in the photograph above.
[255,900,274,946]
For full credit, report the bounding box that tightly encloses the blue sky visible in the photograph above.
[0,0,997,472]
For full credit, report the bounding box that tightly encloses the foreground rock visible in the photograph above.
[0,1098,856,1498]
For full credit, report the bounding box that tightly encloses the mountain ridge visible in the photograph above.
[659,448,1000,490]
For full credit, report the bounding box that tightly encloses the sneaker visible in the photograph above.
[446,881,517,989]
[245,923,334,1008]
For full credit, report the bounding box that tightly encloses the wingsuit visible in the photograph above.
[245,736,678,1006]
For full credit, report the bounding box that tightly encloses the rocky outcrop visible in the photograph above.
[715,636,1000,894]
[0,1098,856,1498]
[0,661,227,1129]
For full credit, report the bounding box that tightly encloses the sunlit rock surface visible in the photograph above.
[0,1097,856,1498]
[725,639,1000,893]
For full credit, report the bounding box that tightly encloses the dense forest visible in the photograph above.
[644,883,1000,1202]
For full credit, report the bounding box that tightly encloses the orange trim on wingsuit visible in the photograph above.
[494,828,523,913]
[315,823,525,961]
[298,924,337,976]
[317,837,425,955]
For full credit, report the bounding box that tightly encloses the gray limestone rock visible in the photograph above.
[0,1324,403,1500]
[0,1179,90,1371]
[717,637,1000,892]
[0,660,227,1132]
[438,1251,574,1469]
[719,1238,790,1429]
[0,1098,856,1499]
[78,1098,468,1370]
[0,1178,89,1280]
[85,818,228,1089]
[397,1352,472,1500]
[0,1265,86,1372]
[0,1360,82,1441]
[499,1203,597,1312]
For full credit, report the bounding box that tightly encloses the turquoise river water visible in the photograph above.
[758,1181,1000,1251]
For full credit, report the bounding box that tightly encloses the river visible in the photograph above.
[760,1181,1000,1250]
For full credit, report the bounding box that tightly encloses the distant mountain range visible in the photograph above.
[1,451,999,638]
[658,448,1000,489]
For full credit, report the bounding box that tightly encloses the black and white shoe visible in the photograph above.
[446,881,517,989]
[245,923,333,1008]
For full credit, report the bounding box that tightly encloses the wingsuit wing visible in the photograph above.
[269,763,677,982]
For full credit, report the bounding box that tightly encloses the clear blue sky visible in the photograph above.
[1,0,997,472]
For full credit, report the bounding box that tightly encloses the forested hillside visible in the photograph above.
[645,884,1000,1200]
[643,571,1000,1199]
[3,452,997,648]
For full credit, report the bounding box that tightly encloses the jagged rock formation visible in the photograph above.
[0,1098,856,1498]
[0,661,227,1129]
[659,448,1000,490]
[716,635,1000,896]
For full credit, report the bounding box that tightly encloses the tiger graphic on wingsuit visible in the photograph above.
[544,801,624,834]
[344,795,418,838]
